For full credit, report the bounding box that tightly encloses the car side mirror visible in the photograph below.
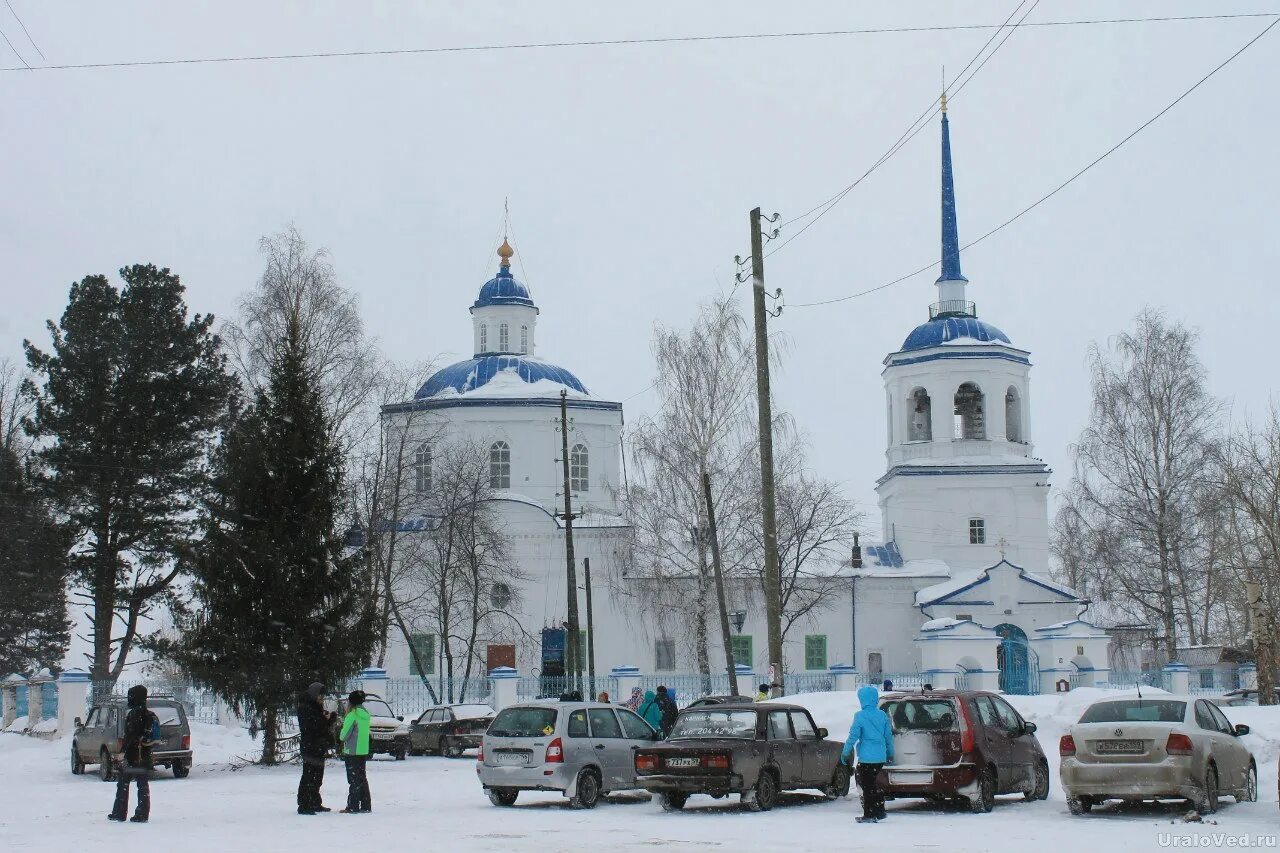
[817,727,828,739]
[1235,723,1250,736]
[1024,722,1037,734]
[397,716,404,722]
[74,717,82,728]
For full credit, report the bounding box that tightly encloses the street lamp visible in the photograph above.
[729,612,746,634]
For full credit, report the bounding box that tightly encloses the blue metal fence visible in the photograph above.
[1105,670,1172,691]
[40,682,57,721]
[784,673,835,695]
[517,675,620,703]
[15,684,28,719]
[383,677,491,717]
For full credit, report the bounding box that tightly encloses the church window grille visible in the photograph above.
[953,382,986,440]
[490,440,511,489]
[655,639,676,671]
[969,518,986,544]
[490,582,512,610]
[804,635,827,671]
[413,444,432,494]
[1005,386,1023,443]
[479,324,488,352]
[908,388,932,441]
[570,443,589,492]
[499,323,509,351]
[520,325,528,353]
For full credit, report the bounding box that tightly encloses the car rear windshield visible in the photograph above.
[154,706,182,726]
[1079,700,1186,723]
[488,707,558,737]
[883,699,958,732]
[669,710,757,740]
[452,704,494,720]
[362,700,396,718]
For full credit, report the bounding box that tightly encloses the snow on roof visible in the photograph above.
[915,568,985,605]
[425,366,593,400]
[920,617,967,631]
[856,558,951,579]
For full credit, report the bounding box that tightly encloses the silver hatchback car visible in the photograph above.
[476,701,660,808]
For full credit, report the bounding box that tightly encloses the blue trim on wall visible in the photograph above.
[886,349,1030,367]
[384,396,622,415]
[878,462,1051,486]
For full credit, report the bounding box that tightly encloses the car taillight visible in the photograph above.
[1166,733,1193,755]
[635,753,658,772]
[1059,735,1076,756]
[958,700,976,753]
[705,754,730,770]
[181,735,190,750]
[545,737,564,763]
[476,738,484,762]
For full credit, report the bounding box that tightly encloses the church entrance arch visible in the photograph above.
[994,623,1039,695]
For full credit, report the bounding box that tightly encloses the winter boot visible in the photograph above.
[129,816,148,823]
[855,816,880,824]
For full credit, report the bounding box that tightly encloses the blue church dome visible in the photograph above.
[415,355,589,399]
[472,242,536,310]
[901,316,1012,352]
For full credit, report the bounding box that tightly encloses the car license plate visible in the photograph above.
[1096,739,1144,754]
[888,770,934,785]
[495,752,526,767]
[372,732,392,740]
[667,757,700,768]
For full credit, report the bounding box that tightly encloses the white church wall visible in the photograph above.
[918,562,1083,637]
[853,576,935,675]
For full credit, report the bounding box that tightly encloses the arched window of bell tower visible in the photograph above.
[953,382,986,440]
[1005,386,1023,443]
[908,388,932,442]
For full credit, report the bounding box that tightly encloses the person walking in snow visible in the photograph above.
[637,689,663,733]
[338,690,372,813]
[108,685,158,823]
[625,686,643,712]
[296,682,334,815]
[654,685,679,737]
[841,684,895,824]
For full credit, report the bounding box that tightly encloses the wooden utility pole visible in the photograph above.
[584,556,596,698]
[557,390,581,693]
[703,469,738,697]
[748,207,784,697]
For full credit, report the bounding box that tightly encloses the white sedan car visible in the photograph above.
[1059,695,1257,814]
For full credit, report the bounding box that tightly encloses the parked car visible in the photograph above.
[1059,695,1257,815]
[685,695,755,708]
[71,696,193,781]
[633,703,848,812]
[328,693,410,760]
[477,701,659,808]
[877,690,1049,813]
[410,703,494,757]
[1213,688,1280,707]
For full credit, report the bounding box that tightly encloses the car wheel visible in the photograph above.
[1193,764,1219,815]
[746,770,779,812]
[660,792,688,811]
[825,764,851,800]
[970,767,995,813]
[1025,761,1050,801]
[569,768,601,809]
[443,737,464,758]
[71,744,85,776]
[1240,762,1258,803]
[487,787,518,807]
[98,749,115,783]
[1067,795,1093,815]
[172,761,190,779]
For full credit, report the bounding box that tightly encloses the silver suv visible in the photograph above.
[476,701,659,809]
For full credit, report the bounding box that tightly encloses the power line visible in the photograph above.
[0,22,29,68]
[790,15,1280,310]
[2,12,1277,73]
[6,1,44,61]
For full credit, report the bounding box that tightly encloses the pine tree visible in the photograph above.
[0,444,71,676]
[166,320,377,763]
[24,266,234,684]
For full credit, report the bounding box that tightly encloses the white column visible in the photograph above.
[829,663,858,694]
[489,667,519,711]
[359,667,389,700]
[57,670,91,734]
[1164,662,1190,694]
[216,697,241,730]
[610,666,642,705]
[1239,662,1258,691]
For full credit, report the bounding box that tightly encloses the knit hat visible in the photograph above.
[307,682,325,699]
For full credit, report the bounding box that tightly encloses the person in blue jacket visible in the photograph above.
[840,685,894,823]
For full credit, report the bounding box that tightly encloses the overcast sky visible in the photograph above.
[3,0,1276,528]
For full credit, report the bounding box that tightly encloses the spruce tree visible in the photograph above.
[167,320,377,763]
[24,266,234,684]
[0,444,71,676]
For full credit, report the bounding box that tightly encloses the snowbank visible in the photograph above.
[5,715,30,733]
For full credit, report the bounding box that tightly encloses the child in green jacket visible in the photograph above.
[339,691,372,813]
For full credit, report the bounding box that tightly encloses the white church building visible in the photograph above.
[377,101,1110,697]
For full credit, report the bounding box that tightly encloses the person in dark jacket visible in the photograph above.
[296,682,334,815]
[108,685,158,823]
[654,685,679,737]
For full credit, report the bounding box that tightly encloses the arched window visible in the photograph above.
[570,443,589,492]
[490,582,512,610]
[953,382,986,440]
[520,325,528,354]
[413,444,432,494]
[908,388,932,442]
[489,440,511,490]
[1005,386,1023,443]
[479,324,488,352]
[499,323,509,352]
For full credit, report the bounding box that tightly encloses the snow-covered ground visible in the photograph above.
[3,689,1278,852]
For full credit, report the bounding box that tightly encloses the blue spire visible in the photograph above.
[938,98,967,284]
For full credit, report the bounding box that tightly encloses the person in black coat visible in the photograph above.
[654,685,679,737]
[296,682,335,815]
[108,685,157,823]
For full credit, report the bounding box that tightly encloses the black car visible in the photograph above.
[409,703,494,757]
[634,703,848,812]
[686,695,755,708]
